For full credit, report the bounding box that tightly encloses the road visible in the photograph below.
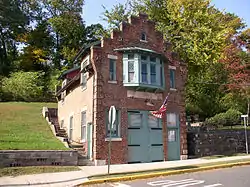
[87,165,250,187]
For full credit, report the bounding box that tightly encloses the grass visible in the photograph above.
[0,102,68,150]
[202,153,248,159]
[219,125,250,130]
[89,158,250,180]
[0,166,80,177]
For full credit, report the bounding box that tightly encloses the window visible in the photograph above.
[109,59,116,81]
[81,73,87,89]
[141,32,146,41]
[141,62,148,83]
[123,53,164,88]
[148,115,161,128]
[106,109,121,138]
[60,120,64,128]
[129,113,142,127]
[61,79,67,102]
[69,116,73,141]
[128,61,135,82]
[168,130,176,142]
[167,113,177,127]
[80,56,90,90]
[81,111,86,141]
[170,69,176,89]
[128,54,135,82]
[150,64,156,84]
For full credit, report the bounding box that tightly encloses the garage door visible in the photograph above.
[127,111,164,163]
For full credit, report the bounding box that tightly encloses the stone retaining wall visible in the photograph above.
[0,150,78,167]
[187,129,250,158]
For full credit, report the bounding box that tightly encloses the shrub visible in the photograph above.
[205,109,242,128]
[2,71,44,101]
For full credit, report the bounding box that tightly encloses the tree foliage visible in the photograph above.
[2,71,44,101]
[101,0,249,120]
[205,109,242,128]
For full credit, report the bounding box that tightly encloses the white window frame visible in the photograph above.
[61,79,67,102]
[60,118,64,128]
[68,113,74,141]
[167,113,177,127]
[169,65,177,91]
[108,54,118,83]
[80,55,90,90]
[81,110,87,142]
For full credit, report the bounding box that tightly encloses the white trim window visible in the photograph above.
[80,55,90,90]
[69,115,74,141]
[81,111,87,142]
[61,79,67,102]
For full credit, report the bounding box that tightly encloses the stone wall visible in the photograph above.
[187,129,250,158]
[0,150,78,167]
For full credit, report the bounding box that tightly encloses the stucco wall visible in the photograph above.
[58,75,94,145]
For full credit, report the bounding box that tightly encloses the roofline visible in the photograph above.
[58,66,80,80]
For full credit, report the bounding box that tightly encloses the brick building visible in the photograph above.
[56,13,188,166]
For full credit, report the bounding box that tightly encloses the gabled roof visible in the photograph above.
[58,66,80,80]
[58,40,101,80]
[72,40,101,64]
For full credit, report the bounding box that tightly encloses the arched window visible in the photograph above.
[141,32,146,41]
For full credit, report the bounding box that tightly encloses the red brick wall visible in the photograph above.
[92,13,187,164]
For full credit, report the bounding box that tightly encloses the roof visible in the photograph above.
[58,40,101,80]
[58,66,80,80]
[114,47,162,56]
[56,73,81,97]
[72,40,101,64]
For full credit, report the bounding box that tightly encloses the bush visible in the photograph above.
[205,109,242,128]
[2,71,44,101]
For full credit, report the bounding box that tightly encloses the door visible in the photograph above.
[167,113,180,161]
[87,123,93,159]
[69,116,73,141]
[127,111,164,163]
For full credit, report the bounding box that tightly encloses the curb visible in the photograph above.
[79,161,250,186]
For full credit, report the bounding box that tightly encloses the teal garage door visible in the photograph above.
[167,113,180,161]
[127,111,164,163]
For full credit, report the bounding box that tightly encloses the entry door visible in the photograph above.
[127,111,163,163]
[167,113,180,161]
[69,116,73,141]
[127,111,148,163]
[87,123,93,159]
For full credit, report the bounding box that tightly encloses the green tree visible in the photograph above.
[2,71,44,101]
[0,0,29,76]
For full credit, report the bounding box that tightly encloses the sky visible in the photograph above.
[82,0,250,28]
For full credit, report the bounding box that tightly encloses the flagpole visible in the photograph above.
[162,112,168,161]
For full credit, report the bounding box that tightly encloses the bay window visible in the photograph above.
[123,53,165,90]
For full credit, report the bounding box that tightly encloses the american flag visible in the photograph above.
[150,93,170,119]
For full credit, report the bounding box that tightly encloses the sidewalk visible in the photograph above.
[1,155,250,187]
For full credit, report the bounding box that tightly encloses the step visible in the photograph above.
[78,158,95,166]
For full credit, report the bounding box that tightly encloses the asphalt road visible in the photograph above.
[87,165,250,187]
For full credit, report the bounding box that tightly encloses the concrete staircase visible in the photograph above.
[46,107,94,166]
[47,108,68,139]
[69,143,94,166]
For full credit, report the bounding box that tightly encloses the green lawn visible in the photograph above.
[0,102,68,150]
[0,166,80,177]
